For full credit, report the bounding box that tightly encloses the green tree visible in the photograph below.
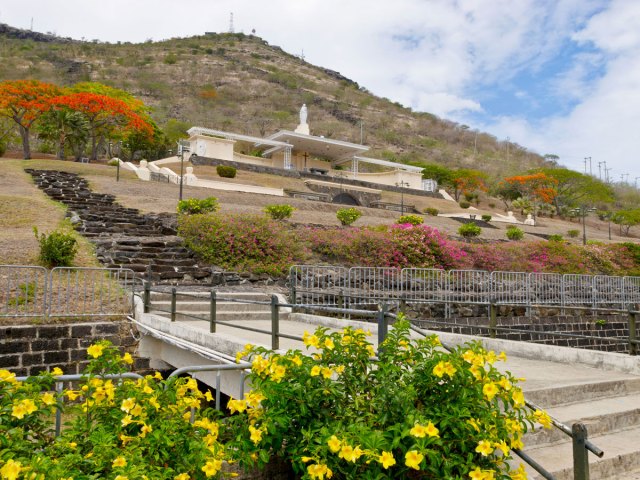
[417,163,454,186]
[540,168,614,215]
[37,109,89,160]
[162,119,191,145]
[612,209,640,236]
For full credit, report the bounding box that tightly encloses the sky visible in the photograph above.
[2,0,639,183]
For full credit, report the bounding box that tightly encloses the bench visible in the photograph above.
[309,167,328,175]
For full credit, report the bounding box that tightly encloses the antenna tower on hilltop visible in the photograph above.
[229,12,234,33]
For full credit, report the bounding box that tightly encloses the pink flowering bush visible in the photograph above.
[178,213,308,276]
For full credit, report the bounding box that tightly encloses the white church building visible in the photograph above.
[186,105,434,192]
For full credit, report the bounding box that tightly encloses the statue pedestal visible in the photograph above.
[294,123,310,135]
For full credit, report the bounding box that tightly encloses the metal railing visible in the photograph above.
[289,265,640,314]
[0,265,137,320]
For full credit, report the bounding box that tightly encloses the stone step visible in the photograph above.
[524,425,640,480]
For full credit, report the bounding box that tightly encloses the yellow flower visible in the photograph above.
[467,418,480,432]
[338,444,355,462]
[469,467,495,479]
[324,338,335,350]
[310,366,321,377]
[0,460,22,480]
[512,388,525,407]
[378,451,396,469]
[121,397,136,413]
[269,363,287,382]
[245,391,266,408]
[69,442,77,449]
[334,365,345,374]
[52,367,63,376]
[405,450,424,470]
[227,398,247,414]
[41,392,56,406]
[462,350,476,363]
[410,423,427,438]
[303,331,320,348]
[115,476,129,480]
[485,351,497,365]
[153,371,163,380]
[174,474,190,480]
[0,370,17,383]
[475,440,494,457]
[86,344,105,358]
[498,377,512,391]
[122,353,133,365]
[424,421,439,438]
[433,361,455,378]
[494,439,510,456]
[202,459,222,477]
[321,367,333,379]
[112,456,127,468]
[307,463,332,480]
[482,382,499,401]
[148,396,161,410]
[327,435,341,453]
[11,399,37,419]
[498,351,507,362]
[533,409,552,429]
[290,355,303,366]
[366,345,375,357]
[249,425,263,445]
[130,404,143,417]
[121,415,133,427]
[510,464,528,480]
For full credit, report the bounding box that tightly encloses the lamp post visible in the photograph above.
[395,180,410,215]
[177,140,191,201]
[111,141,122,182]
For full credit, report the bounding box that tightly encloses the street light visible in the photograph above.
[110,141,122,182]
[177,140,191,201]
[395,181,410,215]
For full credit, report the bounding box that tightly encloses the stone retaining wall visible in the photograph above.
[0,321,147,376]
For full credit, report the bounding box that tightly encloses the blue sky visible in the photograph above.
[2,0,639,181]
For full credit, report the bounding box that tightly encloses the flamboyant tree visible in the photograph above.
[450,169,487,201]
[49,92,153,160]
[0,80,60,159]
[502,172,558,205]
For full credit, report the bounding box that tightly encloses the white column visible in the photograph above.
[351,156,358,178]
[284,147,292,170]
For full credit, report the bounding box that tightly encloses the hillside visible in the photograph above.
[0,23,550,178]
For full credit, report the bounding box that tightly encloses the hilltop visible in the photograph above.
[0,23,551,178]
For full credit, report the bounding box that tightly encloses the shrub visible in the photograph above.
[488,202,496,208]
[177,197,219,215]
[264,204,294,221]
[0,341,227,479]
[458,223,481,239]
[163,53,178,64]
[107,158,120,166]
[548,234,564,242]
[229,320,542,479]
[216,165,237,178]
[481,214,492,222]
[178,213,306,276]
[336,208,362,226]
[33,227,77,267]
[397,214,423,225]
[567,229,580,238]
[506,226,524,241]
[459,201,471,209]
[0,141,6,157]
[424,207,439,216]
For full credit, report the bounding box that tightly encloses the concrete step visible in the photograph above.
[525,391,640,447]
[149,309,278,322]
[525,425,640,480]
[149,300,271,313]
[525,377,640,408]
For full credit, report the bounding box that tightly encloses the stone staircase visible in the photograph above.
[521,376,640,479]
[27,169,211,284]
[148,290,284,322]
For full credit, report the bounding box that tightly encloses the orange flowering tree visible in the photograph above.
[0,80,60,159]
[49,92,153,160]
[502,173,558,216]
[450,169,488,201]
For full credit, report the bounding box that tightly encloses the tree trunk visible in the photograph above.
[90,134,98,160]
[18,125,31,159]
[57,132,66,160]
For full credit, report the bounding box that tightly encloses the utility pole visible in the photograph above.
[584,157,592,176]
[605,167,612,183]
[598,161,603,181]
[635,177,640,189]
[583,158,587,174]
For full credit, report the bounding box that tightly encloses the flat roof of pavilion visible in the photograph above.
[334,155,424,173]
[261,130,369,159]
[187,127,291,149]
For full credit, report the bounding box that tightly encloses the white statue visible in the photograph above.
[524,214,535,226]
[300,104,308,125]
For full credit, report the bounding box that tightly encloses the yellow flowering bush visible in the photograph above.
[0,341,228,479]
[229,319,547,479]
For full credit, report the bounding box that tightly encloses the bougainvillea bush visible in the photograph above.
[230,320,547,479]
[178,213,308,276]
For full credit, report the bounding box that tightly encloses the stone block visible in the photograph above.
[38,325,69,338]
[71,348,88,361]
[94,323,120,335]
[0,341,30,354]
[60,338,79,349]
[31,339,60,351]
[21,352,43,367]
[0,354,21,368]
[44,351,69,364]
[71,325,93,337]
[4,326,37,339]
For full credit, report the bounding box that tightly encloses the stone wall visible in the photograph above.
[0,321,147,376]
[413,313,631,353]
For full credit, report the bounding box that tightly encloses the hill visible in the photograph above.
[0,23,551,178]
